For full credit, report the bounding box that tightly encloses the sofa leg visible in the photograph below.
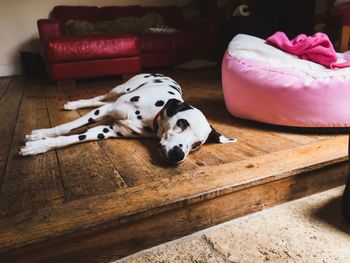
[343,132,350,221]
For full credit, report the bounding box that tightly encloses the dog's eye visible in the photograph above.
[191,141,202,150]
[176,119,190,131]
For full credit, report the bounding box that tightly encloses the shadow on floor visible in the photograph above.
[311,195,350,235]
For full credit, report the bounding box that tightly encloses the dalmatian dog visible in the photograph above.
[20,73,236,164]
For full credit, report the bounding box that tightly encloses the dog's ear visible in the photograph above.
[163,99,193,118]
[206,125,237,144]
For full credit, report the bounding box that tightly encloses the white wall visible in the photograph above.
[0,0,189,76]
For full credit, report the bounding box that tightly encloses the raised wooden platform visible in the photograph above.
[0,71,348,262]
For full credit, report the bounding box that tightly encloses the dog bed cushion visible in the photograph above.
[222,34,350,127]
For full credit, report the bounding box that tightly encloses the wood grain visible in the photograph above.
[0,136,347,255]
[0,78,22,182]
[0,78,12,99]
[3,161,347,263]
[0,79,64,217]
[48,81,127,201]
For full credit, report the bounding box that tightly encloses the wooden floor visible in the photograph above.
[0,70,348,262]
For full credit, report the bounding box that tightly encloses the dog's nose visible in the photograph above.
[167,146,185,163]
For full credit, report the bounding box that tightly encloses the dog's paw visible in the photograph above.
[19,140,52,156]
[25,128,56,141]
[63,101,79,110]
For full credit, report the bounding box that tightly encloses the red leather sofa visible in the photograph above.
[37,5,219,81]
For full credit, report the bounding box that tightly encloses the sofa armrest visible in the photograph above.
[37,19,62,43]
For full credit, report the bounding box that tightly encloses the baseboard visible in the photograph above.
[0,63,21,77]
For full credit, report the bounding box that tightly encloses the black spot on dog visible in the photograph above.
[192,141,202,150]
[179,144,183,147]
[78,135,86,141]
[153,79,163,83]
[88,117,95,123]
[144,73,163,78]
[103,128,109,133]
[169,85,181,94]
[94,109,99,116]
[128,82,146,91]
[172,80,180,86]
[136,82,146,89]
[164,99,193,118]
[97,133,105,140]
[176,118,190,130]
[155,100,164,107]
[116,132,123,137]
[135,110,140,115]
[144,126,154,133]
[130,96,140,102]
[145,73,163,78]
[146,73,163,77]
[168,91,175,95]
[137,115,142,120]
[109,125,113,129]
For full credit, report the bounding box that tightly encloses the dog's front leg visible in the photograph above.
[26,104,113,141]
[20,125,117,156]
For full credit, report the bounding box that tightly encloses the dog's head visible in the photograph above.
[156,99,236,164]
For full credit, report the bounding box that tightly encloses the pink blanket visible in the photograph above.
[266,31,350,68]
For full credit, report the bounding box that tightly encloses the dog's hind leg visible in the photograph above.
[63,95,110,110]
[20,125,118,156]
[63,74,152,110]
[26,104,113,141]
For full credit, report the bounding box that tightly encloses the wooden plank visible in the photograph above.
[0,78,22,182]
[270,131,333,144]
[2,161,347,262]
[0,79,64,217]
[74,80,203,186]
[0,78,12,99]
[0,136,347,255]
[46,81,127,201]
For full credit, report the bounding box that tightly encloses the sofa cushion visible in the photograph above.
[45,34,139,63]
[65,13,164,35]
[52,6,99,23]
[98,6,183,29]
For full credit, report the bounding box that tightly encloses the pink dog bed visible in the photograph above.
[222,34,350,127]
